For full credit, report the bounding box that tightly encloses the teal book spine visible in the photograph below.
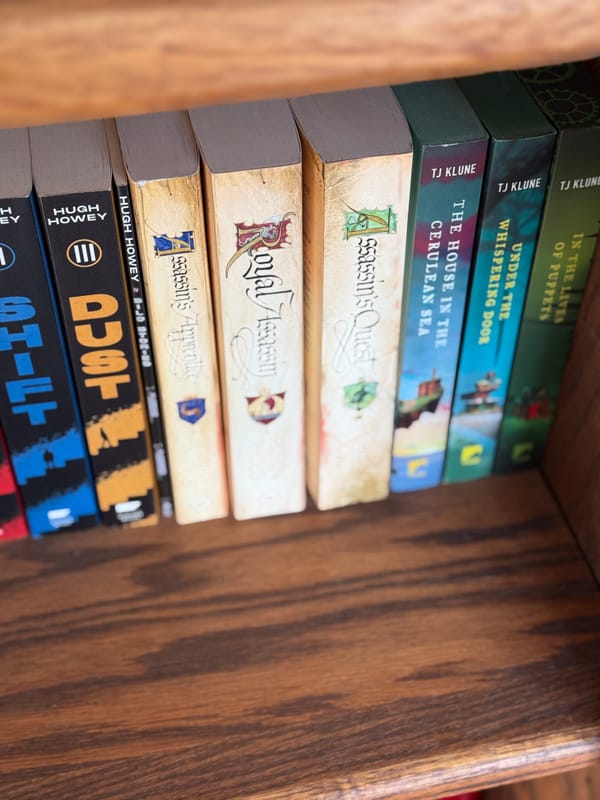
[495,62,600,472]
[444,73,556,482]
[390,81,488,492]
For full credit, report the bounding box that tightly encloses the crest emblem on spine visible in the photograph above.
[343,381,378,412]
[246,391,286,425]
[177,397,206,424]
[343,206,397,239]
[154,231,195,257]
[226,214,293,275]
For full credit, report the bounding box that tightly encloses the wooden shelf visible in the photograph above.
[1,471,599,800]
[3,0,600,128]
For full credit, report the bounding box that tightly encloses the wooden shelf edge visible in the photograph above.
[243,733,600,800]
[484,761,600,800]
[1,472,599,800]
[3,0,600,127]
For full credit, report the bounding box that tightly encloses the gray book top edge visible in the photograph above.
[0,128,31,198]
[290,87,412,164]
[105,119,128,187]
[393,80,488,146]
[30,120,111,196]
[116,111,199,183]
[458,72,557,140]
[189,99,300,174]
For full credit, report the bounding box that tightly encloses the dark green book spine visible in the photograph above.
[38,190,158,525]
[495,63,600,472]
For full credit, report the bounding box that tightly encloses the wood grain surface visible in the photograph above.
[544,248,600,582]
[484,762,600,800]
[1,471,599,800]
[2,0,600,127]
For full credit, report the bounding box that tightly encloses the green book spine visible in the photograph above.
[495,62,600,472]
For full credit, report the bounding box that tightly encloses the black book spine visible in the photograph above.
[114,183,173,517]
[0,195,99,536]
[38,190,158,527]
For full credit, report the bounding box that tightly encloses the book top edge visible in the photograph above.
[519,60,600,131]
[290,87,412,163]
[189,99,300,174]
[393,79,488,146]
[458,73,558,140]
[105,119,127,187]
[0,127,31,198]
[30,120,111,196]
[116,111,199,183]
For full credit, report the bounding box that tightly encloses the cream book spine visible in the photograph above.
[202,165,305,519]
[302,140,412,509]
[127,174,228,524]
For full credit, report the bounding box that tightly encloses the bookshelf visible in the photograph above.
[1,2,600,799]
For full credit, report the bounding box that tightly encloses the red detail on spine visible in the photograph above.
[0,515,28,541]
[0,427,28,540]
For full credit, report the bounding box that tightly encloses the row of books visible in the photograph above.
[0,60,599,540]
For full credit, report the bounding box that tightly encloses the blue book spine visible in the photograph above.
[444,132,556,482]
[391,140,487,492]
[0,195,99,537]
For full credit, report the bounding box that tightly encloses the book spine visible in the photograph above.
[304,144,412,510]
[127,175,228,524]
[38,190,158,526]
[203,165,305,520]
[444,132,556,482]
[391,139,487,492]
[0,425,28,541]
[495,126,600,472]
[0,195,99,537]
[114,182,174,518]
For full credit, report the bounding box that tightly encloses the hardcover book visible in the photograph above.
[0,128,99,537]
[290,88,413,510]
[106,120,174,518]
[30,121,158,527]
[390,80,488,492]
[116,112,228,524]
[444,72,556,483]
[190,101,305,520]
[495,61,600,472]
[0,425,28,541]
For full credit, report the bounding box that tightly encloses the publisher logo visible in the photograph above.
[407,458,428,478]
[512,442,534,464]
[153,231,195,257]
[47,507,75,528]
[460,444,483,466]
[67,239,102,267]
[115,499,144,523]
[0,243,16,271]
